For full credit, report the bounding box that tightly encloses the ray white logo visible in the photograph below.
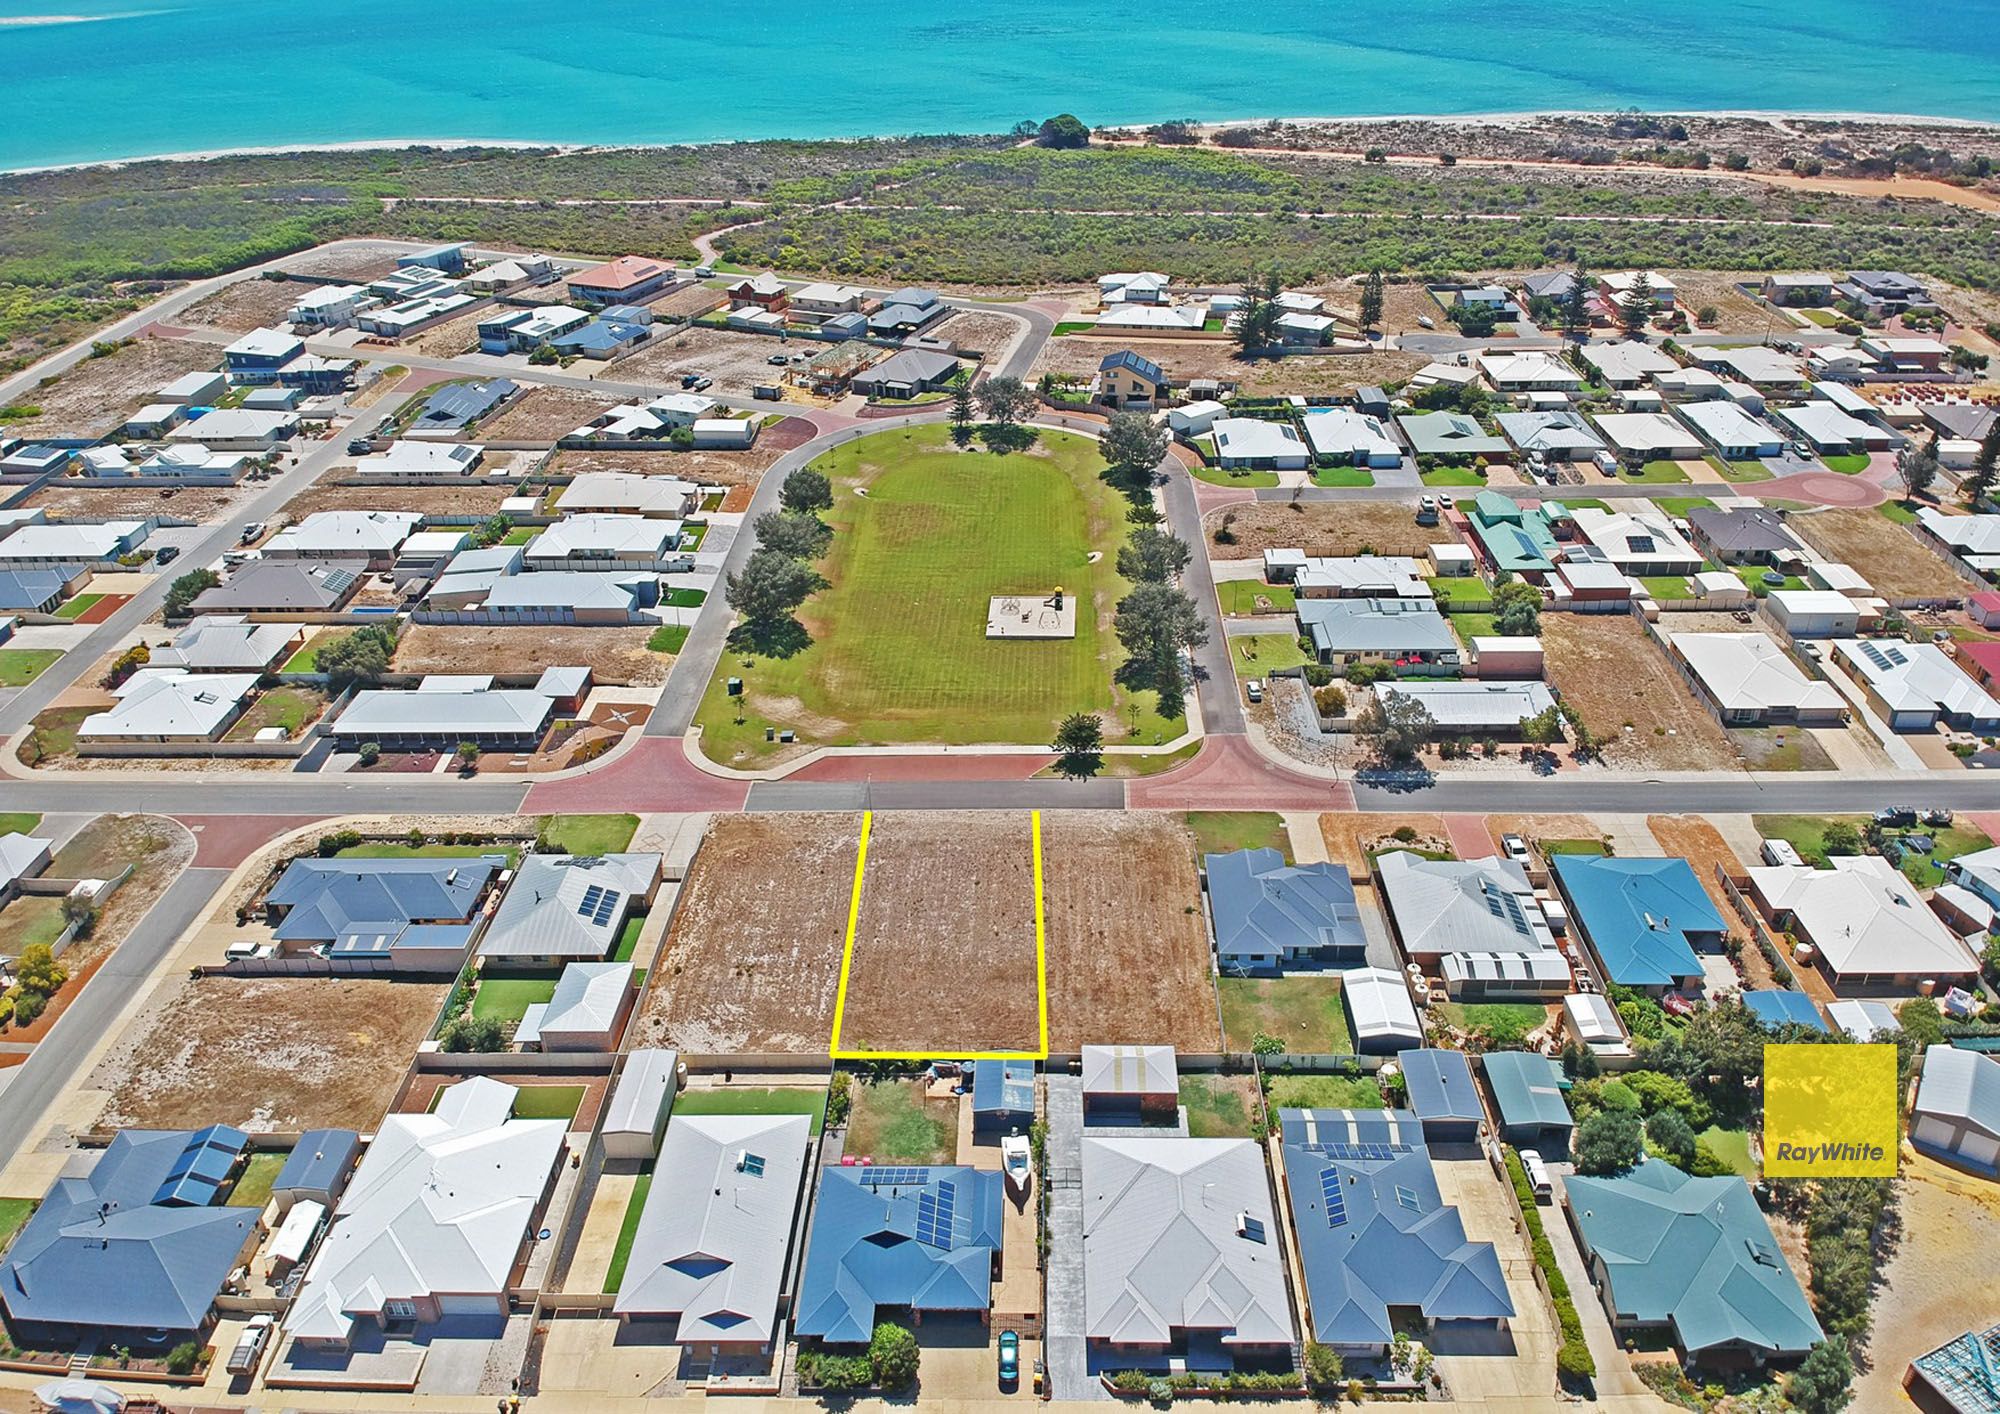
[1763,1043,1898,1178]
[1769,1140,1886,1165]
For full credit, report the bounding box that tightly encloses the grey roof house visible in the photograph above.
[1204,848,1364,975]
[192,561,357,615]
[1400,1048,1484,1144]
[1481,1052,1574,1152]
[1279,1108,1512,1356]
[850,349,960,398]
[479,852,662,963]
[265,855,500,967]
[1294,597,1458,670]
[1910,1046,2000,1179]
[1686,506,1803,567]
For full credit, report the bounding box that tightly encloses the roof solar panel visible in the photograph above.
[577,883,605,919]
[1319,1168,1347,1227]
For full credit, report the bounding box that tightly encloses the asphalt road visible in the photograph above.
[0,866,229,1158]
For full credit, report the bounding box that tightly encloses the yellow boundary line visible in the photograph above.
[829,809,1050,1061]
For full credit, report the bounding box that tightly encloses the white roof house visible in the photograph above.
[1382,680,1557,730]
[1571,507,1703,575]
[0,521,145,565]
[1081,1045,1179,1103]
[1590,412,1702,460]
[790,281,868,311]
[1212,418,1309,469]
[167,409,297,447]
[1747,856,1979,987]
[134,446,252,479]
[1832,638,2000,732]
[285,1078,567,1345]
[1666,632,1845,724]
[1698,346,1806,387]
[1080,1137,1292,1352]
[1274,291,1325,313]
[556,472,701,519]
[1301,410,1403,467]
[481,853,663,962]
[1910,1047,2000,1176]
[1652,367,1727,399]
[79,669,259,742]
[1169,400,1226,436]
[1917,510,2000,570]
[356,441,483,477]
[1676,400,1784,458]
[1099,272,1171,303]
[1476,351,1582,391]
[1340,967,1423,1052]
[1292,556,1430,599]
[1577,341,1679,387]
[612,1112,811,1343]
[1096,305,1205,331]
[151,617,299,673]
[1771,402,1883,453]
[523,515,681,570]
[1601,270,1677,302]
[330,677,562,744]
[287,284,373,325]
[1494,411,1605,458]
[515,961,633,1051]
[265,510,423,561]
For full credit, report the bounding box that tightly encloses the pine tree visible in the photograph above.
[1618,271,1654,338]
[1358,268,1385,334]
[1964,419,2000,508]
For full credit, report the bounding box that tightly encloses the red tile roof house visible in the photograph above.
[1969,591,2000,630]
[567,256,677,308]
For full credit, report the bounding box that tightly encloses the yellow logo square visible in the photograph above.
[1763,1043,1898,1177]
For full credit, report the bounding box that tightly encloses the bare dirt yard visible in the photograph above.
[279,248,399,281]
[548,440,782,490]
[1041,812,1218,1052]
[407,312,484,358]
[1661,270,1776,335]
[279,481,519,520]
[1646,814,1749,938]
[394,624,671,685]
[932,311,1022,359]
[1541,614,1737,771]
[1030,336,1421,398]
[634,813,861,1054]
[5,338,224,440]
[839,811,1041,1054]
[1203,501,1438,560]
[92,975,447,1131]
[1789,507,1968,601]
[1319,814,1450,872]
[177,278,304,332]
[24,480,249,522]
[1485,813,1607,857]
[479,386,619,441]
[647,284,727,320]
[615,324,798,392]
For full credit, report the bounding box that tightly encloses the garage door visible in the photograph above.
[1913,1116,1958,1151]
[438,1293,500,1316]
[1962,1131,2000,1169]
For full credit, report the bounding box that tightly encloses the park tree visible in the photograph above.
[1492,580,1543,636]
[1618,271,1655,337]
[1572,1106,1644,1175]
[1562,262,1593,339]
[1964,418,2000,508]
[1358,268,1385,334]
[949,372,976,445]
[1051,712,1104,778]
[975,375,1037,435]
[753,509,832,560]
[1897,437,1940,502]
[163,567,219,618]
[1116,527,1191,585]
[1354,691,1435,764]
[1113,581,1208,718]
[1788,1337,1854,1414]
[726,547,826,651]
[779,466,833,515]
[1102,409,1169,482]
[1035,114,1089,149]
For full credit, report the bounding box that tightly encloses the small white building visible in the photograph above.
[601,1049,681,1161]
[515,962,634,1052]
[1341,966,1423,1053]
[1168,400,1226,437]
[691,418,754,450]
[1766,589,1863,639]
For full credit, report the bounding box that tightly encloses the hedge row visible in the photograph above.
[1505,1148,1597,1382]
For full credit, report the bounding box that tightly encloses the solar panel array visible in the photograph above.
[1301,1141,1412,1161]
[857,1166,931,1189]
[1320,1168,1347,1227]
[575,883,621,927]
[914,1180,958,1248]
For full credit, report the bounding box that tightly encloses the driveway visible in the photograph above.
[1042,1073,1094,1402]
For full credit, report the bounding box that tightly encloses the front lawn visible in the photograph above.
[338,841,522,864]
[1746,815,1990,886]
[1707,455,1774,483]
[603,1170,654,1293]
[1215,580,1295,616]
[226,1152,287,1209]
[1823,453,1872,474]
[1192,464,1280,489]
[1219,976,1353,1054]
[19,706,92,764]
[1878,499,1921,525]
[0,814,41,837]
[1263,1073,1384,1110]
[1654,497,1716,517]
[0,895,69,953]
[1230,633,1310,676]
[1420,464,1487,487]
[1187,811,1290,861]
[672,1085,827,1135]
[1313,466,1376,487]
[647,624,689,654]
[1541,838,1609,856]
[52,593,104,621]
[695,426,1184,765]
[1627,460,1693,484]
[843,1079,955,1163]
[0,650,62,687]
[665,587,707,608]
[0,1198,35,1256]
[471,976,558,1024]
[540,813,639,855]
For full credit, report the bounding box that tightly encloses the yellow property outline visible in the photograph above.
[828,809,1050,1061]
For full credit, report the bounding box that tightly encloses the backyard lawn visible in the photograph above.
[842,1079,955,1163]
[603,1170,653,1293]
[0,650,62,687]
[1439,1001,1547,1048]
[1187,811,1290,861]
[672,1085,827,1135]
[1218,976,1353,1054]
[1215,580,1295,616]
[1697,1124,1757,1177]
[227,1152,287,1209]
[1735,565,1805,597]
[1427,577,1494,608]
[1263,1073,1384,1110]
[511,1085,586,1120]
[222,686,323,741]
[540,814,639,855]
[1230,633,1310,676]
[1638,575,1693,600]
[696,426,1184,764]
[471,976,558,1024]
[0,895,69,953]
[1449,613,1501,644]
[1179,1074,1264,1138]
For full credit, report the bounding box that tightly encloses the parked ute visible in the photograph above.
[227,1314,273,1376]
[1501,832,1531,864]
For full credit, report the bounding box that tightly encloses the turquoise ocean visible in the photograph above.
[4,0,2000,170]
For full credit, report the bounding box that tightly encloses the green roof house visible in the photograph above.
[1467,492,1564,575]
[1564,1158,1822,1367]
[1481,1051,1573,1152]
[1397,411,1510,461]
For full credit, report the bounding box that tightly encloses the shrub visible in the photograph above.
[1146,1377,1174,1406]
[1303,1341,1344,1391]
[437,1013,507,1053]
[1313,684,1348,717]
[166,1341,202,1376]
[357,741,380,766]
[316,828,363,856]
[869,1320,920,1391]
[826,1071,852,1127]
[1303,663,1334,687]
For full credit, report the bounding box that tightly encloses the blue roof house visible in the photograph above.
[1278,1109,1512,1356]
[970,1061,1034,1137]
[1481,1052,1574,1152]
[1550,855,1723,993]
[795,1166,1006,1344]
[1400,1049,1484,1144]
[263,855,501,968]
[272,1129,361,1214]
[1204,849,1365,976]
[1740,990,1828,1033]
[0,1127,259,1344]
[1563,1158,1823,1366]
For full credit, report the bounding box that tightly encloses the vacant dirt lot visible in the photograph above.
[1204,501,1439,560]
[25,480,249,522]
[93,975,447,1131]
[480,386,619,441]
[1542,614,1736,771]
[1662,269,1774,335]
[279,481,518,520]
[280,248,398,281]
[178,278,304,332]
[634,814,861,1053]
[1789,507,1967,601]
[1041,813,1218,1051]
[407,311,484,358]
[840,811,1041,1053]
[6,338,225,439]
[615,324,795,392]
[548,439,782,490]
[394,624,670,684]
[1030,336,1422,399]
[932,311,1021,359]
[1485,814,1606,856]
